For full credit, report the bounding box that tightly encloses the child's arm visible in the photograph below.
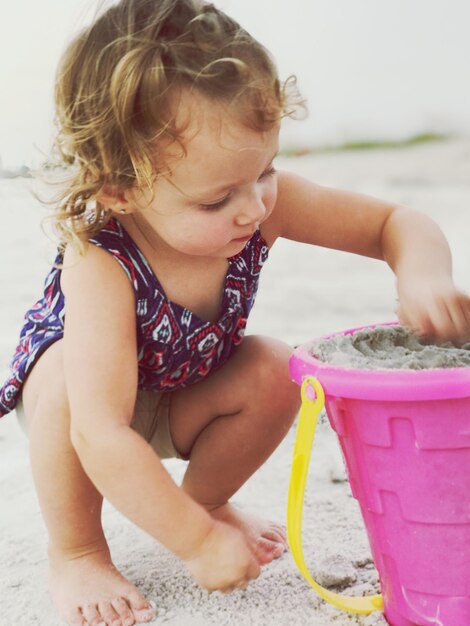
[61,245,259,590]
[266,170,470,341]
[380,207,470,341]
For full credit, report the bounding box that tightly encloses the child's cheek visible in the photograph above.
[264,184,278,215]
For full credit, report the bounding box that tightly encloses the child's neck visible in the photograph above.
[118,213,229,323]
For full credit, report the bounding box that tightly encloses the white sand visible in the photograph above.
[1,139,469,625]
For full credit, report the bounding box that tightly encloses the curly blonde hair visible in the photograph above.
[51,0,304,252]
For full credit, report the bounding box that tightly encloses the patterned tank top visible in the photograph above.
[0,218,269,417]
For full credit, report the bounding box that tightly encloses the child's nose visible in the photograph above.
[235,191,266,226]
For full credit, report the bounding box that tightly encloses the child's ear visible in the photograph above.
[95,186,138,215]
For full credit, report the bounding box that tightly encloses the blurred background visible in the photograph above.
[1,0,470,168]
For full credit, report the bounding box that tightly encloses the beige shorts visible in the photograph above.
[16,389,182,460]
[131,390,183,459]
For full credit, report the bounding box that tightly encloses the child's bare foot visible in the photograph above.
[49,544,155,626]
[208,503,288,565]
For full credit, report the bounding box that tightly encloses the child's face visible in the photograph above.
[130,93,280,258]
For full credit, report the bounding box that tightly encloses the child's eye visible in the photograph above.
[199,166,276,211]
[200,195,232,211]
[259,165,277,180]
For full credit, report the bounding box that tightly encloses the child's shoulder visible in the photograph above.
[262,170,319,245]
[61,238,134,302]
[275,169,320,207]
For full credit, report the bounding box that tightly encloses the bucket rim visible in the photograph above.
[289,322,470,401]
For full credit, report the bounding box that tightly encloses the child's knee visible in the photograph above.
[241,335,290,368]
[241,336,299,414]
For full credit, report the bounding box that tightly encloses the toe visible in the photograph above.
[255,537,286,564]
[126,591,155,623]
[266,523,287,544]
[263,527,285,541]
[111,597,135,626]
[67,608,87,626]
[97,600,121,625]
[132,605,156,623]
[272,542,286,558]
[81,603,105,625]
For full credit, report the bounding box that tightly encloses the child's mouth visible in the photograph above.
[232,234,252,243]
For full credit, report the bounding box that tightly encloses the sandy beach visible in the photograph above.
[1,139,469,626]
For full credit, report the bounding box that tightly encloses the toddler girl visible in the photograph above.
[1,1,470,625]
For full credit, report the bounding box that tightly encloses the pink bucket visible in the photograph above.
[289,324,470,626]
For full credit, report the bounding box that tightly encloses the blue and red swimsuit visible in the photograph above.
[0,217,269,417]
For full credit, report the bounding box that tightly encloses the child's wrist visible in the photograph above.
[174,513,217,562]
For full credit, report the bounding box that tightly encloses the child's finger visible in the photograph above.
[427,305,454,338]
[446,297,470,342]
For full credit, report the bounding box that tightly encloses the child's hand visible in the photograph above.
[184,519,260,592]
[396,275,470,343]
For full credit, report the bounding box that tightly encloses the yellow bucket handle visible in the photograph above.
[287,376,384,615]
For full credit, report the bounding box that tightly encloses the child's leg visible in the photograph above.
[21,341,155,626]
[169,336,300,562]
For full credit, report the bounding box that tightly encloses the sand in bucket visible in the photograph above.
[310,325,470,371]
[288,323,470,626]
